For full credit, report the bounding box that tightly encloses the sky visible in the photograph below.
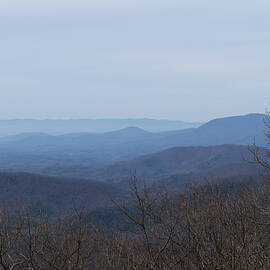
[0,0,269,121]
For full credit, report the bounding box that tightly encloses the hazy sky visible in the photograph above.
[0,0,269,121]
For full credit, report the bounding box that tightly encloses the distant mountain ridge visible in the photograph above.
[0,118,202,136]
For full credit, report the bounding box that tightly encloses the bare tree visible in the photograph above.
[249,111,270,171]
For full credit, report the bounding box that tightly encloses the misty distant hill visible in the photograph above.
[0,118,202,137]
[149,113,268,149]
[0,114,267,174]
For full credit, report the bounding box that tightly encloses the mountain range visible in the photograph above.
[0,114,267,174]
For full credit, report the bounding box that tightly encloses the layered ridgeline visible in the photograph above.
[42,144,264,180]
[0,113,267,215]
[0,114,267,175]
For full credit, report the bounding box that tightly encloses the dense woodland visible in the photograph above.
[0,176,270,269]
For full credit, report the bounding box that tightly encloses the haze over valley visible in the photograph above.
[0,112,267,191]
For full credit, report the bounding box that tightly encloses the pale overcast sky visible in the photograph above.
[0,0,269,121]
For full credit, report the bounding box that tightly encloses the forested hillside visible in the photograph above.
[0,172,125,213]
